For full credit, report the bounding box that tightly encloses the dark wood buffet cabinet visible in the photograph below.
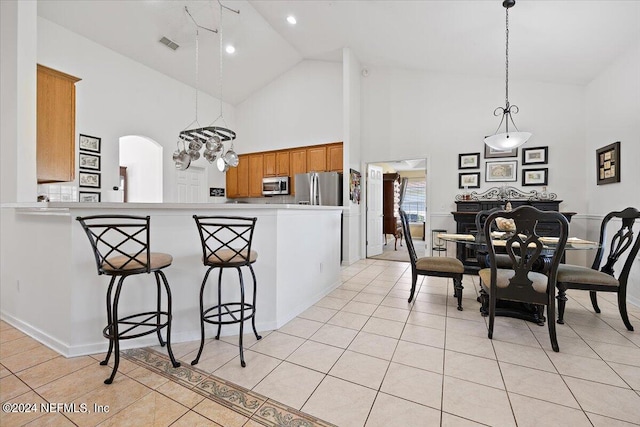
[452,199,576,274]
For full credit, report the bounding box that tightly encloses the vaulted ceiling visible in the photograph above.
[38,0,640,105]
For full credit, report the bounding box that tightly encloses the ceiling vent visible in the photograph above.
[159,36,179,51]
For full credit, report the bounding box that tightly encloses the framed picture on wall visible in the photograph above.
[484,145,518,159]
[79,152,101,170]
[485,160,517,182]
[458,152,480,169]
[522,168,548,186]
[596,141,621,185]
[79,171,101,188]
[79,134,101,153]
[458,172,480,189]
[522,146,548,165]
[79,191,101,203]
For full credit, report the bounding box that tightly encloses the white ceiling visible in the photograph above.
[37,0,640,106]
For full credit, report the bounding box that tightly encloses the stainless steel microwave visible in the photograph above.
[262,176,289,195]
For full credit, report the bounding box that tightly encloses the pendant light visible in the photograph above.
[173,2,240,171]
[484,0,531,151]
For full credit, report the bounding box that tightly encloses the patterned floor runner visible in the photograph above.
[123,347,336,427]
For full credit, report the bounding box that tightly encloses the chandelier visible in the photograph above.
[173,1,240,172]
[484,0,531,151]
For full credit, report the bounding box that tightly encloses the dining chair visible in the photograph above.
[474,207,514,269]
[556,207,640,331]
[399,210,465,310]
[479,206,569,351]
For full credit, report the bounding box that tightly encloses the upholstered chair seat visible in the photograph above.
[416,257,464,274]
[399,210,465,310]
[479,268,548,294]
[206,249,258,265]
[102,253,173,272]
[556,264,618,287]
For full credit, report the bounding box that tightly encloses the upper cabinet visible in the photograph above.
[326,143,343,172]
[225,142,343,198]
[248,154,264,197]
[236,154,249,197]
[307,145,327,172]
[226,163,239,198]
[37,64,81,183]
[289,148,307,195]
[276,151,290,177]
[263,152,277,177]
[264,150,290,177]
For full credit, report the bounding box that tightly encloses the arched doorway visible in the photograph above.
[119,135,163,202]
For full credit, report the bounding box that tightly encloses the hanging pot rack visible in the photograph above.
[178,126,236,144]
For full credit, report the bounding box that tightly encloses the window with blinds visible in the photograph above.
[401,179,426,223]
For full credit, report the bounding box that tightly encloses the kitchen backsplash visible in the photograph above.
[38,183,78,202]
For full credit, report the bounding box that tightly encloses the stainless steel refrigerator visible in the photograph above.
[295,172,343,206]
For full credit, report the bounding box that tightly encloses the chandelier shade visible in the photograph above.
[485,131,532,151]
[484,0,531,151]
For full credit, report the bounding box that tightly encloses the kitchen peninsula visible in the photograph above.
[0,202,343,357]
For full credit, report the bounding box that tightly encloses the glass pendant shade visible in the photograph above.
[484,131,531,150]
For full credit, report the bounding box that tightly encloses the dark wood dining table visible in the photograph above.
[437,233,600,325]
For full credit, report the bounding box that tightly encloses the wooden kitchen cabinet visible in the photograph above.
[226,142,341,198]
[326,143,343,172]
[248,154,264,197]
[276,151,290,176]
[263,152,276,177]
[263,150,290,178]
[307,145,327,172]
[37,64,81,183]
[289,148,307,195]
[226,165,238,198]
[236,155,249,197]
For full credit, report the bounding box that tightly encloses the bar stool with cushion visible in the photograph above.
[191,216,262,367]
[399,209,465,310]
[556,207,640,330]
[76,215,180,384]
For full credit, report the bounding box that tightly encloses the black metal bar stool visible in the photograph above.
[191,216,261,367]
[76,215,180,384]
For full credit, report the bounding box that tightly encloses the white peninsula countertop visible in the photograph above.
[1,202,343,357]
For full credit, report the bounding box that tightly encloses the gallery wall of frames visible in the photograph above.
[457,145,550,190]
[78,134,101,202]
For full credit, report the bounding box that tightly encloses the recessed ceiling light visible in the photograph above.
[286,15,297,25]
[225,45,236,54]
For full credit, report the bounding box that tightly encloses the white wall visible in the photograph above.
[360,67,586,233]
[1,0,37,204]
[585,43,640,213]
[343,48,363,264]
[235,60,343,154]
[37,18,233,203]
[585,43,640,306]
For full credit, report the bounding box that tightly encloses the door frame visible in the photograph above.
[362,157,430,260]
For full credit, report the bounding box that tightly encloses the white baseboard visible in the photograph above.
[1,310,279,358]
[0,312,71,357]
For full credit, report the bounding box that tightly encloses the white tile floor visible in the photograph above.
[2,258,640,426]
